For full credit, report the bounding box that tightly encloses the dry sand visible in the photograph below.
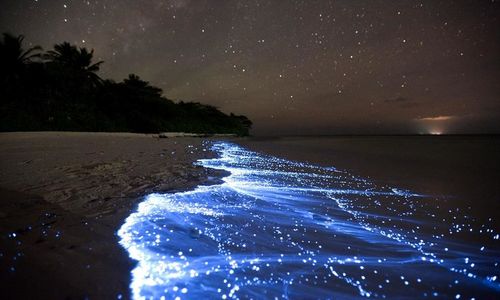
[0,132,226,299]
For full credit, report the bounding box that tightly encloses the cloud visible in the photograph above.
[416,115,455,121]
[167,0,191,8]
[384,96,410,103]
[383,96,419,108]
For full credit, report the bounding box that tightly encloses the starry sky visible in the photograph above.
[1,0,499,135]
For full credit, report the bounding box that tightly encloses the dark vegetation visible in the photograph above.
[0,33,252,135]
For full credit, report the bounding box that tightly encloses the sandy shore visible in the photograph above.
[0,132,226,299]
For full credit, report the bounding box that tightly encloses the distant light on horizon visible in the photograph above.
[415,115,456,135]
[429,130,443,135]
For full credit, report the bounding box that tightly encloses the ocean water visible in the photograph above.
[118,141,500,299]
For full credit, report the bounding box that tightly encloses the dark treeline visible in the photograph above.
[0,33,252,135]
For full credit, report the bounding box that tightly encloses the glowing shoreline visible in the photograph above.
[118,142,500,299]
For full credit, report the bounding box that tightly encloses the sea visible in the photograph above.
[118,136,500,299]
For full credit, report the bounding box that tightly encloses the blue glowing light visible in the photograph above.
[118,142,500,299]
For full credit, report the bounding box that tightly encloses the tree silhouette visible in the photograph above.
[45,42,104,86]
[122,74,163,96]
[0,33,41,84]
[1,33,252,135]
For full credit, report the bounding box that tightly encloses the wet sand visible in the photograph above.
[0,132,225,299]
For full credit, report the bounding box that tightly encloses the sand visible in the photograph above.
[0,132,226,299]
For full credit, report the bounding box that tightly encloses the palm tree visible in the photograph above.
[45,42,104,86]
[122,74,163,96]
[0,33,41,81]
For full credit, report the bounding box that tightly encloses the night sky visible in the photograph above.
[1,0,499,135]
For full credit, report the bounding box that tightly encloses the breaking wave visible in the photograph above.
[118,142,500,299]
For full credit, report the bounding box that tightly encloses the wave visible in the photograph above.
[118,142,500,299]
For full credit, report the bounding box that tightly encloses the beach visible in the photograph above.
[0,132,224,299]
[1,133,499,299]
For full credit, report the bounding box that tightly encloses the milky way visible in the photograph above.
[1,1,499,134]
[118,142,500,299]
